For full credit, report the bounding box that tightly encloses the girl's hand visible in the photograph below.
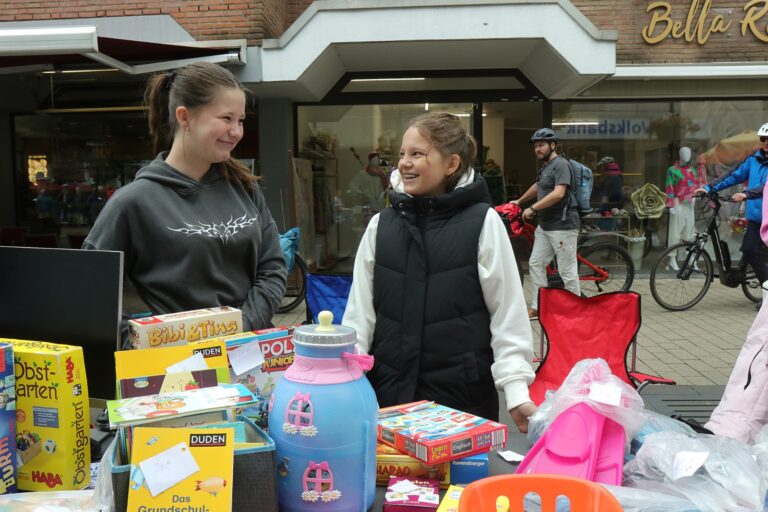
[732,192,747,202]
[509,401,537,433]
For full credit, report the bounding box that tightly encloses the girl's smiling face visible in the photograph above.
[184,86,246,165]
[398,126,459,197]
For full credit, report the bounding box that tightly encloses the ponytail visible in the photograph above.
[145,72,174,155]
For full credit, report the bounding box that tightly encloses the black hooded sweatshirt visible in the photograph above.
[84,153,287,347]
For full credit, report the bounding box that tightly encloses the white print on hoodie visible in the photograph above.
[167,214,257,244]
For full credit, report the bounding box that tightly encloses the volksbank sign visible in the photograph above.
[561,119,650,140]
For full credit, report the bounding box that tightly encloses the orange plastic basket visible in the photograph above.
[458,474,623,511]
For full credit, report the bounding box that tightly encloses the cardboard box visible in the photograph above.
[376,443,488,489]
[128,307,242,349]
[1,338,90,491]
[378,401,507,464]
[383,476,440,511]
[213,326,296,430]
[377,442,448,488]
[0,343,16,494]
[448,452,488,486]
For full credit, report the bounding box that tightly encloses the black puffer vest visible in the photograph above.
[368,175,498,420]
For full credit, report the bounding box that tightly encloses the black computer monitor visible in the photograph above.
[0,246,123,399]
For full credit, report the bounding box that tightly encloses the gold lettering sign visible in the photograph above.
[642,0,768,44]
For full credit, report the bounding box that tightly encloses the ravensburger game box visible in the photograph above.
[0,338,90,491]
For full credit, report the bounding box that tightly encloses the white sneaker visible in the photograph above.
[668,257,679,271]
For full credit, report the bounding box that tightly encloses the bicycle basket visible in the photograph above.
[494,203,526,238]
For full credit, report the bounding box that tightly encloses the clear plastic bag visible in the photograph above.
[628,410,697,461]
[93,436,116,512]
[527,358,646,445]
[624,431,763,512]
[0,490,103,511]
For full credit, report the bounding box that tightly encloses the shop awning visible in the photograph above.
[0,26,245,74]
[243,0,618,100]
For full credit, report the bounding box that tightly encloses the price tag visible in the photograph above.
[139,442,199,497]
[672,451,709,479]
[166,353,207,374]
[228,341,265,376]
[389,479,420,494]
[497,450,525,463]
[589,382,622,406]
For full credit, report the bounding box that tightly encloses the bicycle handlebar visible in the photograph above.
[693,191,735,202]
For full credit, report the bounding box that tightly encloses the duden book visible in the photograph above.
[127,426,234,511]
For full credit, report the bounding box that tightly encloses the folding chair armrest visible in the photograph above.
[629,371,676,393]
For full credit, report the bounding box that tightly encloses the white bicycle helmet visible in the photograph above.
[758,123,768,137]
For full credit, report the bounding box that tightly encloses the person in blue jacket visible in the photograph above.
[697,122,768,301]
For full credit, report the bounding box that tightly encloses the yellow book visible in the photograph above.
[436,485,509,512]
[0,338,90,491]
[127,426,235,511]
[115,339,229,380]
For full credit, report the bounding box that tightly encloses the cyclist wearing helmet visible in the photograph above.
[696,122,768,306]
[512,128,580,319]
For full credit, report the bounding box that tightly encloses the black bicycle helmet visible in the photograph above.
[530,128,559,143]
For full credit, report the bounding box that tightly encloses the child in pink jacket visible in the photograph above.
[705,185,767,443]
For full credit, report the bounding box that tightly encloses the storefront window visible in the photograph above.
[553,100,768,264]
[296,103,473,272]
[13,111,259,247]
[14,111,152,245]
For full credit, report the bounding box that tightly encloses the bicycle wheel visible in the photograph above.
[742,263,763,303]
[276,253,307,314]
[577,243,634,296]
[650,242,713,311]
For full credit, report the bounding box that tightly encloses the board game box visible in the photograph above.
[0,338,90,491]
[128,307,242,349]
[377,401,507,464]
[0,343,16,494]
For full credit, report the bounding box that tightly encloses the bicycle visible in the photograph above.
[649,192,762,311]
[495,204,634,296]
[276,227,308,314]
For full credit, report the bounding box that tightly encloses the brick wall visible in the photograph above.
[574,0,768,63]
[2,0,766,62]
[0,1,289,45]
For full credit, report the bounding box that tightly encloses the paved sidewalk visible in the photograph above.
[273,276,762,387]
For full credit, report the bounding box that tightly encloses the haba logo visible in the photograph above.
[31,471,63,488]
[65,356,75,384]
[168,214,257,244]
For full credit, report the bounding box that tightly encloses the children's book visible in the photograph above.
[118,368,228,399]
[115,339,229,380]
[377,401,507,464]
[107,384,258,429]
[127,426,234,511]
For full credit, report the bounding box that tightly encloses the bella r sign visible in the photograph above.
[641,0,768,44]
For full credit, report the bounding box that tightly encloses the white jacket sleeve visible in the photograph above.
[478,209,535,411]
[342,214,379,354]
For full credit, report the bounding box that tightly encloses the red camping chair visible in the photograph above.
[529,287,675,405]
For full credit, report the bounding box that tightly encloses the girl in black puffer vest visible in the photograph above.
[342,112,537,432]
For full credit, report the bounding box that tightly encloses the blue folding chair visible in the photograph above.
[304,273,353,324]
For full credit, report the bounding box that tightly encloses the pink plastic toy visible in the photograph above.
[516,402,625,486]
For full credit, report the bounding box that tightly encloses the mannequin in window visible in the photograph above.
[665,146,706,269]
[347,152,388,239]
